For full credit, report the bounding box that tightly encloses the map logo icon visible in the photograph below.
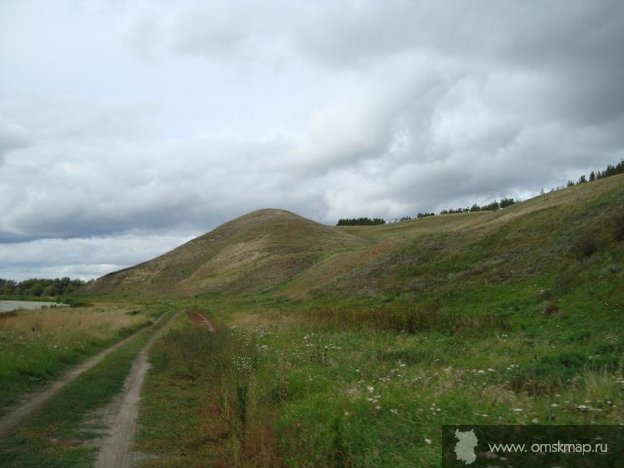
[454,429,478,465]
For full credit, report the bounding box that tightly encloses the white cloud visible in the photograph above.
[0,233,196,281]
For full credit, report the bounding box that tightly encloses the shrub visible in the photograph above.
[571,233,598,259]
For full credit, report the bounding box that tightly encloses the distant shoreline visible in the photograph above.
[0,300,67,313]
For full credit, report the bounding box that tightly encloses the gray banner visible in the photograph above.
[442,425,624,467]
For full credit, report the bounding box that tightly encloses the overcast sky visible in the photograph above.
[1,0,623,280]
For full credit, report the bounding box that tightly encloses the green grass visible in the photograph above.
[0,303,161,414]
[0,309,175,467]
[136,313,283,466]
[136,242,623,465]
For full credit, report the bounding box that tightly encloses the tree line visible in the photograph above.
[564,159,624,188]
[336,217,386,226]
[439,197,516,215]
[0,277,88,298]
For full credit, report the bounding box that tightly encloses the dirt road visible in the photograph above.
[0,313,167,439]
[93,311,179,468]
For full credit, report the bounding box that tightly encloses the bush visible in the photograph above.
[571,233,598,259]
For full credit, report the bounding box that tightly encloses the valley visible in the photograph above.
[0,174,623,466]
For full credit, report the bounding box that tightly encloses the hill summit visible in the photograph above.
[88,209,363,295]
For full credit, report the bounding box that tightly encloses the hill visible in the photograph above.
[87,209,364,295]
[89,175,624,298]
[300,173,624,298]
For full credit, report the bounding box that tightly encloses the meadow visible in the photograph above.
[0,302,157,414]
[136,257,623,465]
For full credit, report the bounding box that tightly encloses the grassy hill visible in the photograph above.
[311,172,624,298]
[87,208,364,296]
[90,174,624,302]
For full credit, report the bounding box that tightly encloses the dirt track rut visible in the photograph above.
[0,314,167,439]
[93,311,179,468]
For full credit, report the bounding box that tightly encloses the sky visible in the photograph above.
[1,0,623,280]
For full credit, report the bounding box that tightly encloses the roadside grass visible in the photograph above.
[0,303,160,415]
[0,309,174,467]
[136,313,282,466]
[137,258,624,466]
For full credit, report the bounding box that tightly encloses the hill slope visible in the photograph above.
[89,175,624,297]
[310,173,624,297]
[88,209,364,295]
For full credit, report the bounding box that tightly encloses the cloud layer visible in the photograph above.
[1,0,623,279]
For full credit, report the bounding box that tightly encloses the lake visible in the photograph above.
[0,300,67,313]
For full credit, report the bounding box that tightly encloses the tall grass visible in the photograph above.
[137,316,282,466]
[0,303,155,413]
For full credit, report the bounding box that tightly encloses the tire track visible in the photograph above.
[93,311,179,468]
[0,313,168,439]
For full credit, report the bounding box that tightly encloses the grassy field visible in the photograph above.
[136,272,623,465]
[0,302,160,414]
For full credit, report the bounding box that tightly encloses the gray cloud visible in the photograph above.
[0,233,196,280]
[1,0,623,279]
[0,116,30,163]
[171,5,250,58]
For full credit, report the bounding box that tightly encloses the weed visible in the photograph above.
[137,314,282,466]
[508,350,613,395]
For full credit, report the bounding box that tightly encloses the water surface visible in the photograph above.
[0,300,67,313]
